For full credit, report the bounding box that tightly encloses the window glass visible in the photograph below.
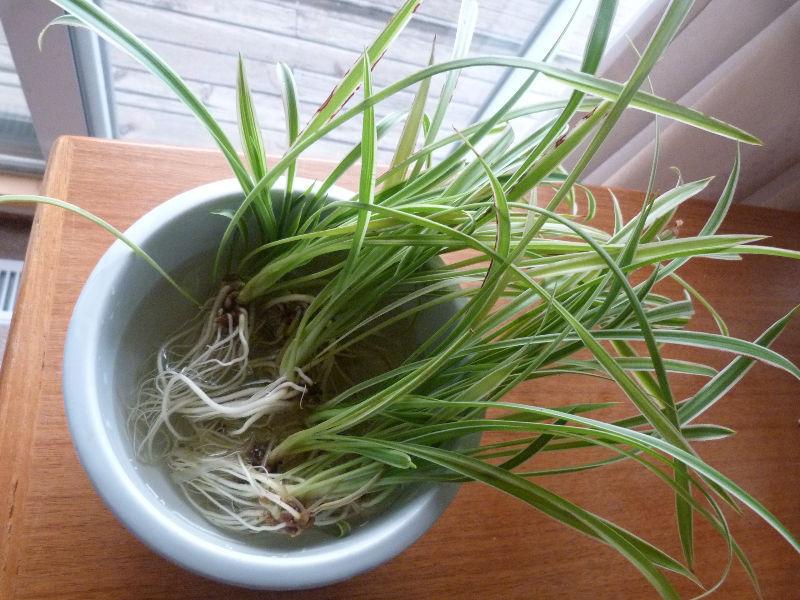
[103,0,651,160]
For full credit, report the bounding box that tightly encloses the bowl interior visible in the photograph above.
[66,178,460,587]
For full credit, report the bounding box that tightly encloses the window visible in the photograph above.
[0,0,653,167]
[106,0,571,160]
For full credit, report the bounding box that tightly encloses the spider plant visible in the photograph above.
[2,0,799,597]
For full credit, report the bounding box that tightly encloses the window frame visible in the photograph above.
[0,0,114,173]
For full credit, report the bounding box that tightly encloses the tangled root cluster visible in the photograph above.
[129,285,381,536]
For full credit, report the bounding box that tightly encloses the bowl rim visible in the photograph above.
[62,177,460,590]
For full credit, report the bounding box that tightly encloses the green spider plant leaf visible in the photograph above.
[610,178,712,243]
[678,305,800,424]
[338,51,376,285]
[383,40,435,190]
[430,403,800,555]
[37,14,82,50]
[411,0,478,178]
[301,0,421,137]
[507,0,618,190]
[237,55,267,181]
[236,55,274,238]
[47,0,252,191]
[277,61,300,233]
[217,46,761,267]
[354,438,686,599]
[0,195,199,306]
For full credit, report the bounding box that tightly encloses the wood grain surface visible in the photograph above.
[0,136,798,599]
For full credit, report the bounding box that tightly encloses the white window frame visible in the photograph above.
[0,0,115,173]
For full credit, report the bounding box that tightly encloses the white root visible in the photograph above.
[132,287,303,454]
[130,287,387,537]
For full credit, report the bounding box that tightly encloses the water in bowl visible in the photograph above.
[114,251,437,550]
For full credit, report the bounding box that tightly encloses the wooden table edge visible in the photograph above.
[0,137,72,595]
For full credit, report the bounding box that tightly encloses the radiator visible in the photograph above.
[0,259,23,324]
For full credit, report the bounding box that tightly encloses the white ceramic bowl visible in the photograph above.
[63,178,460,589]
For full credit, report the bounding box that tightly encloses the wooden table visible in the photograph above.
[1,137,798,599]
